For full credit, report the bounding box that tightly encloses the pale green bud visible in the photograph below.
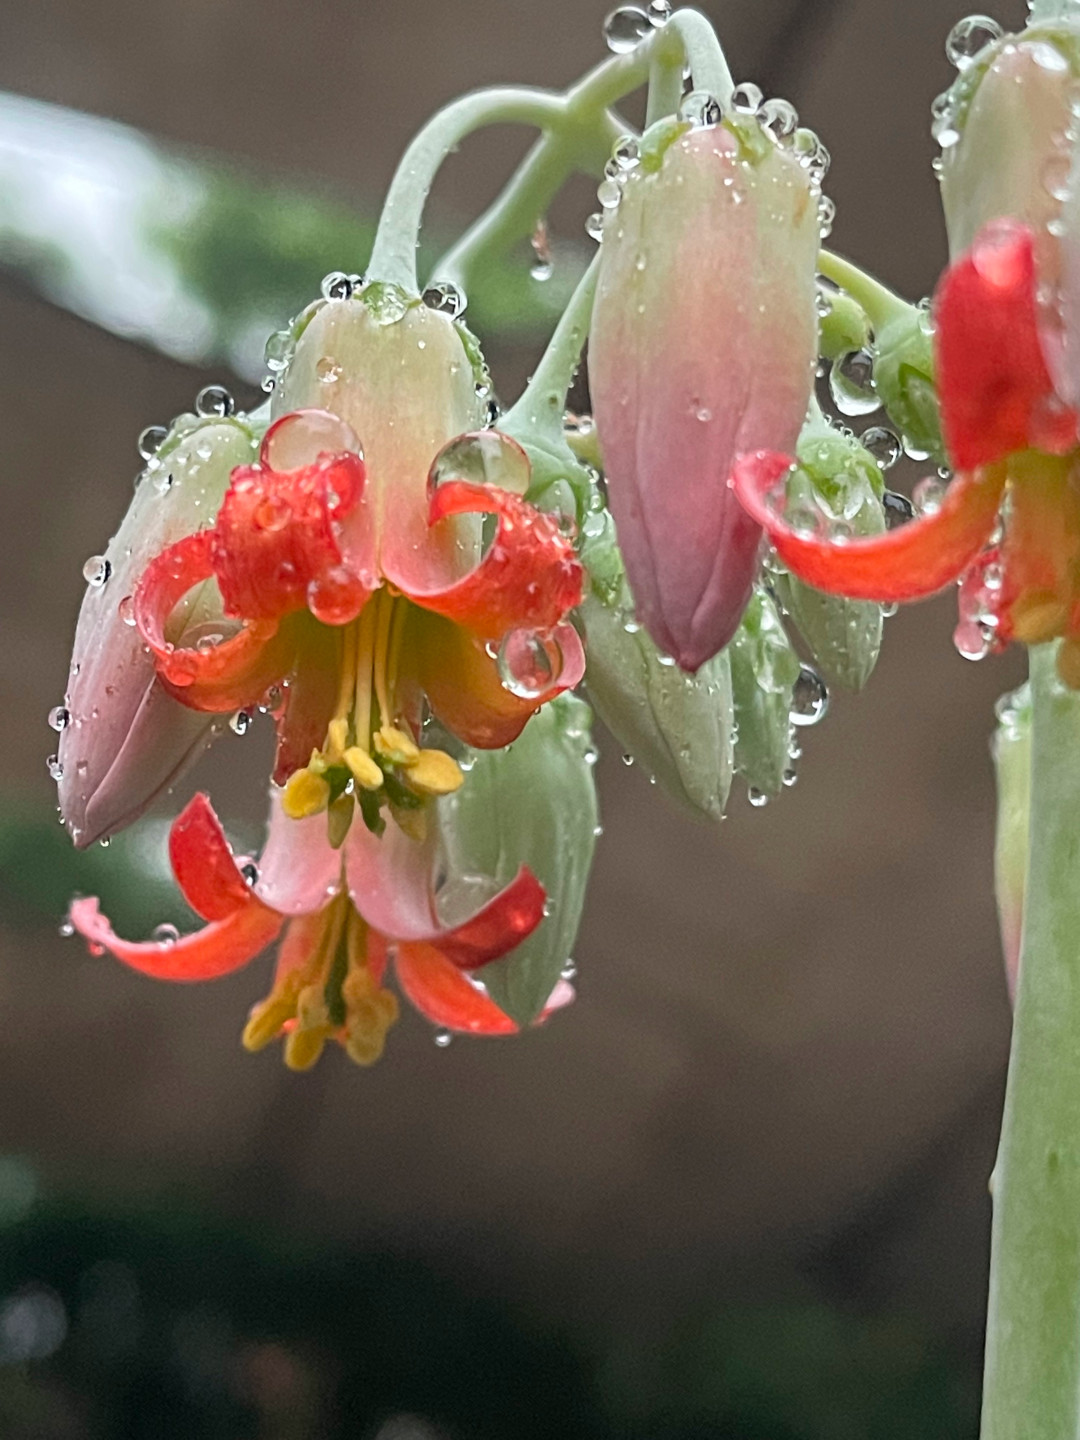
[730,589,801,798]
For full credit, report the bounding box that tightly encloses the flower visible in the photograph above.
[129,294,585,846]
[69,791,572,1069]
[588,113,821,672]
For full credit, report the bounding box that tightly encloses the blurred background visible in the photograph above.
[0,0,1032,1435]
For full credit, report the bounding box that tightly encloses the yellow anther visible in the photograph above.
[406,748,465,796]
[343,989,400,1067]
[344,746,384,790]
[242,994,297,1053]
[282,767,331,819]
[326,716,350,760]
[296,983,330,1032]
[307,748,329,776]
[375,725,420,766]
[284,1026,328,1071]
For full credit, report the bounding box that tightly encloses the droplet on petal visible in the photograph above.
[307,567,368,626]
[429,431,531,497]
[497,627,564,700]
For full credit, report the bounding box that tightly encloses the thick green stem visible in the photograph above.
[367,88,566,291]
[982,643,1080,1440]
[502,255,600,446]
[818,249,917,337]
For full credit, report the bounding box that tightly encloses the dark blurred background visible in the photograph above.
[0,0,1033,1435]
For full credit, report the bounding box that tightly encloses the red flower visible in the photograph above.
[134,408,585,826]
[69,793,572,1068]
[731,218,1080,683]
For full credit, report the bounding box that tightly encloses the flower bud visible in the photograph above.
[993,683,1032,1001]
[437,694,598,1027]
[730,588,801,798]
[772,418,885,691]
[872,310,944,463]
[59,418,258,847]
[589,118,820,672]
[580,511,733,821]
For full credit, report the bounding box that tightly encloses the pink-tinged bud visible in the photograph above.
[940,35,1077,260]
[59,418,258,847]
[589,121,820,671]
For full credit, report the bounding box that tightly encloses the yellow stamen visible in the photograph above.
[242,985,301,1052]
[344,746,384,790]
[374,725,420,766]
[353,595,378,753]
[406,749,465,796]
[341,922,400,1067]
[282,767,331,819]
[386,598,409,722]
[373,588,395,727]
[284,1026,328,1071]
[333,621,358,721]
[326,716,350,761]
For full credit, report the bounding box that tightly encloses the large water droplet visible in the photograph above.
[829,349,880,416]
[913,476,948,515]
[430,431,531,496]
[585,212,605,243]
[748,787,769,808]
[497,628,564,699]
[790,665,829,726]
[603,5,651,52]
[945,14,1003,71]
[195,385,234,419]
[82,555,112,588]
[597,178,623,210]
[422,281,467,318]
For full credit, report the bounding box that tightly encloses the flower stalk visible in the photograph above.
[983,642,1080,1440]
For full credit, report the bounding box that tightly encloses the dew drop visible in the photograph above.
[497,628,564,699]
[829,349,880,417]
[230,709,253,736]
[861,426,903,470]
[118,595,136,627]
[760,96,798,140]
[530,219,553,282]
[646,0,671,23]
[882,490,916,529]
[321,271,353,301]
[152,923,179,946]
[46,754,63,782]
[239,860,259,886]
[782,767,799,788]
[48,706,70,733]
[622,752,634,766]
[422,281,467,318]
[585,212,605,242]
[748,787,769,808]
[790,664,829,726]
[137,425,168,461]
[679,90,723,127]
[732,81,764,115]
[561,959,578,980]
[945,14,1003,71]
[597,177,623,210]
[58,920,75,938]
[195,385,234,418]
[913,475,948,515]
[818,195,836,239]
[603,5,651,53]
[613,134,640,170]
[315,356,342,383]
[433,1028,453,1048]
[83,555,112,588]
[264,329,295,373]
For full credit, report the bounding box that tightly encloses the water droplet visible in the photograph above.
[239,860,259,886]
[137,425,168,461]
[48,706,70,733]
[118,595,136,627]
[230,709,253,736]
[422,281,467,318]
[732,81,764,116]
[315,356,342,383]
[760,97,798,140]
[585,212,605,242]
[530,219,553,282]
[882,490,916,529]
[679,90,723,127]
[790,664,829,726]
[829,349,880,416]
[58,920,75,938]
[433,1028,453,1048]
[99,836,111,848]
[748,787,769,808]
[152,923,179,946]
[597,177,623,210]
[818,195,836,239]
[497,628,564,699]
[46,754,63,781]
[321,271,353,301]
[603,5,651,53]
[83,555,112,588]
[307,566,368,626]
[646,0,671,23]
[945,14,1003,71]
[195,385,234,419]
[913,475,948,515]
[861,426,902,470]
[561,959,578,980]
[264,329,295,373]
[613,134,640,170]
[782,767,799,788]
[621,752,634,766]
[430,431,531,496]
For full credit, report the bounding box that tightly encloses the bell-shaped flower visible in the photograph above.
[588,111,821,672]
[68,784,574,1069]
[131,292,585,845]
[58,416,259,847]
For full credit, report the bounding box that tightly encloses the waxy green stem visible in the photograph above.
[818,249,919,338]
[981,642,1080,1440]
[502,255,600,448]
[371,10,733,295]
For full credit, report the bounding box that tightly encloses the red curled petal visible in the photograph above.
[69,895,283,983]
[134,534,297,713]
[168,793,253,921]
[407,610,585,749]
[213,452,367,622]
[394,943,518,1033]
[387,480,583,642]
[935,218,1078,469]
[732,450,1007,602]
[345,819,546,968]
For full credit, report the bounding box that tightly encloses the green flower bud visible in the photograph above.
[818,285,871,363]
[438,695,598,1027]
[872,307,944,463]
[730,589,801,799]
[773,418,885,691]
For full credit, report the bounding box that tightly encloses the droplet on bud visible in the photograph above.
[82,555,112,588]
[679,91,723,128]
[137,425,168,461]
[829,349,880,417]
[882,490,916,530]
[945,14,1003,71]
[731,82,764,116]
[321,271,354,301]
[195,385,234,419]
[790,665,829,727]
[48,706,70,733]
[760,97,798,140]
[422,281,467,318]
[603,5,651,53]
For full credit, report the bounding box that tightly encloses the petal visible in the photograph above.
[135,533,298,712]
[345,818,546,968]
[69,895,283,983]
[254,789,342,916]
[387,471,583,642]
[731,450,1007,602]
[168,793,253,922]
[407,609,585,749]
[394,942,518,1033]
[934,218,1077,470]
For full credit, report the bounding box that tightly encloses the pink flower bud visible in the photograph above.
[589,121,820,671]
[59,419,258,846]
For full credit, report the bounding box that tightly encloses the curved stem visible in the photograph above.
[663,10,734,104]
[367,88,566,292]
[818,249,917,337]
[981,642,1080,1440]
[502,255,600,446]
